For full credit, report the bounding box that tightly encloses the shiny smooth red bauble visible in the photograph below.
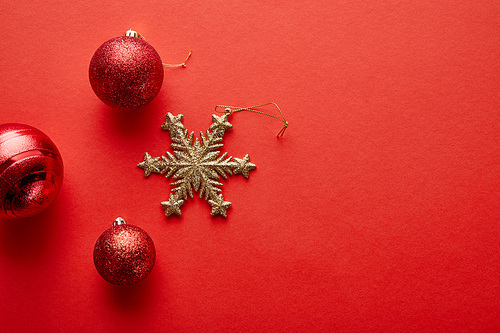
[89,36,164,109]
[93,218,156,286]
[0,123,64,219]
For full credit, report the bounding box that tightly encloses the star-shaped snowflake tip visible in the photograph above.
[138,112,256,217]
[161,193,184,216]
[137,152,164,177]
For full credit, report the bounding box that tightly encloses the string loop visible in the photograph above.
[124,29,192,68]
[163,50,192,68]
[215,102,289,137]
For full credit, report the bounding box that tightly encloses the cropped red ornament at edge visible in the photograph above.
[94,218,156,286]
[89,35,164,109]
[0,123,64,219]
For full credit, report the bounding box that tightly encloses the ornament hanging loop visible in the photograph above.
[113,217,127,226]
[215,102,289,137]
[124,29,192,68]
[125,29,139,37]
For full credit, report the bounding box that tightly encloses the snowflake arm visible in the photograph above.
[138,152,166,176]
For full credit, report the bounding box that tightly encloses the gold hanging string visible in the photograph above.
[163,51,192,68]
[215,102,289,137]
[124,29,192,68]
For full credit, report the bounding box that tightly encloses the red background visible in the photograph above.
[0,1,499,332]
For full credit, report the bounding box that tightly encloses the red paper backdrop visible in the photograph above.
[0,1,499,332]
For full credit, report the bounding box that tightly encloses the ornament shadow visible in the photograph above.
[0,194,63,262]
[211,213,230,224]
[101,100,162,139]
[163,213,184,224]
[105,268,157,312]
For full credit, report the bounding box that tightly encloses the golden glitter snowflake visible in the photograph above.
[138,112,256,217]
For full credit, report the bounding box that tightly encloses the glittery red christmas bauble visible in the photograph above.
[89,36,164,109]
[0,123,64,219]
[93,218,156,286]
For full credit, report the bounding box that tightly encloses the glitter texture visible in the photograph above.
[89,36,164,109]
[0,123,64,219]
[93,222,156,286]
[138,113,256,217]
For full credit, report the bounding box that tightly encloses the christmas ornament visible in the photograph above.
[93,217,156,286]
[138,103,288,217]
[89,29,191,109]
[0,123,64,219]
